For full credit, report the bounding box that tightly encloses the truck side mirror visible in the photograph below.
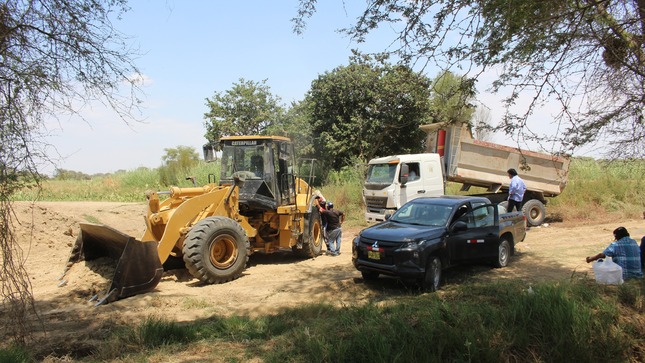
[400,163,409,185]
[451,221,468,232]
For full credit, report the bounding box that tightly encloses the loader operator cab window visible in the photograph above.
[274,141,296,205]
[250,154,264,177]
[220,142,266,181]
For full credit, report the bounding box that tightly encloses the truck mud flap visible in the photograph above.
[62,223,164,306]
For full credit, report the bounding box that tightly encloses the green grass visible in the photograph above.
[15,278,644,362]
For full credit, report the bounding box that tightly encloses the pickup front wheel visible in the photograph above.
[494,239,511,268]
[421,256,442,292]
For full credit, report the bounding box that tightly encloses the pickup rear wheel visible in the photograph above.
[494,239,511,268]
[421,256,442,292]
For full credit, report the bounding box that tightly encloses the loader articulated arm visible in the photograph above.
[141,182,255,264]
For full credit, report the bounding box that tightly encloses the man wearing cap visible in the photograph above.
[507,168,527,212]
[322,201,345,256]
[586,227,643,279]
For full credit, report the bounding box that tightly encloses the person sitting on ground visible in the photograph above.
[586,226,643,279]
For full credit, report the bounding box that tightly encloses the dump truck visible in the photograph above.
[363,124,570,226]
[62,135,324,305]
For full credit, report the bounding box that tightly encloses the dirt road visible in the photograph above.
[7,201,645,355]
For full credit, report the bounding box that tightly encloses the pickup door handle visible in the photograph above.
[417,190,426,194]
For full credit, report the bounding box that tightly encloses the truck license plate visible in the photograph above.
[367,250,381,260]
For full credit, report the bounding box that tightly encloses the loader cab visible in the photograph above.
[219,136,297,211]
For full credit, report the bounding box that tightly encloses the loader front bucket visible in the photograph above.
[63,223,164,306]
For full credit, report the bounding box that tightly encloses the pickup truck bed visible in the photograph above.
[352,195,526,291]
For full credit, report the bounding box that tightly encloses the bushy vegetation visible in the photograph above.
[548,158,645,221]
[13,157,645,226]
[13,162,221,202]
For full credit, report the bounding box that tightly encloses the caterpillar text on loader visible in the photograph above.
[62,136,324,305]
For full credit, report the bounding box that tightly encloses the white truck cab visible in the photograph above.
[363,154,444,223]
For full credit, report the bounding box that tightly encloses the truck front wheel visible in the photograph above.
[421,256,442,292]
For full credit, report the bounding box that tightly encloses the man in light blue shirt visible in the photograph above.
[507,168,526,212]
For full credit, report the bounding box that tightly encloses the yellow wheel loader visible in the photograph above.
[63,136,324,305]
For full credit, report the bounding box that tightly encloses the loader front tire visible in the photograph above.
[183,217,250,284]
[293,208,323,258]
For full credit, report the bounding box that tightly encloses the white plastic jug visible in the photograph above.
[593,257,624,285]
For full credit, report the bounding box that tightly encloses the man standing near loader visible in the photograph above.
[322,201,345,256]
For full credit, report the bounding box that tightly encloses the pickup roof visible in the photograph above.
[352,195,526,291]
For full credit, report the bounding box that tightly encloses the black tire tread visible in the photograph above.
[183,217,250,284]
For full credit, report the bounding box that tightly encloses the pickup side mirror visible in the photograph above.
[384,210,395,220]
[451,221,468,233]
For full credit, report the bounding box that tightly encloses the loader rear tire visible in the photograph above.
[293,208,324,258]
[183,217,250,284]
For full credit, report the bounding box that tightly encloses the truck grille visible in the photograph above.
[364,196,387,210]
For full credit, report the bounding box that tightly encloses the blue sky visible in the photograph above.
[43,1,388,175]
[42,1,596,176]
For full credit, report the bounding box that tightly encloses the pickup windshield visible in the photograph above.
[366,163,397,184]
[390,202,452,227]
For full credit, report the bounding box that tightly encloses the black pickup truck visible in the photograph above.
[352,195,526,291]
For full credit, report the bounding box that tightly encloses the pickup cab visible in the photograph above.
[352,195,526,291]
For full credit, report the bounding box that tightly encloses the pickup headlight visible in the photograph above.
[400,240,426,250]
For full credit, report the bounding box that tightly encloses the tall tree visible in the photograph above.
[265,100,315,157]
[428,71,477,126]
[0,0,141,343]
[306,52,432,170]
[294,0,645,158]
[203,78,285,146]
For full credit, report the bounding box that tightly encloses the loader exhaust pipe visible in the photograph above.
[62,223,164,306]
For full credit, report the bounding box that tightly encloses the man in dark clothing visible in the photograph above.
[322,201,345,256]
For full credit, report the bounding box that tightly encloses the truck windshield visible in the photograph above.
[366,163,397,184]
[390,202,452,227]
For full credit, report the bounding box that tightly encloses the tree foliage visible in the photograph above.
[306,52,432,170]
[294,0,645,158]
[203,78,285,146]
[429,71,476,126]
[0,0,140,344]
